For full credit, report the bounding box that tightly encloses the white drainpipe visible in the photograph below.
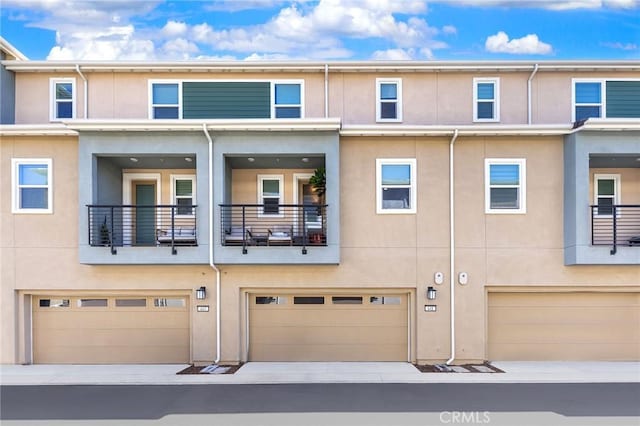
[75,64,87,119]
[324,64,329,118]
[446,129,459,366]
[527,64,539,125]
[203,123,221,364]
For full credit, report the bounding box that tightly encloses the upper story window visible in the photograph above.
[593,174,620,216]
[376,78,402,122]
[573,80,603,121]
[171,175,196,216]
[573,79,640,122]
[485,159,526,214]
[258,174,283,217]
[150,82,180,119]
[376,159,416,214]
[272,82,303,118]
[474,78,500,122]
[50,78,75,121]
[11,158,53,214]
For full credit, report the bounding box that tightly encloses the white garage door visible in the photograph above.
[33,295,190,364]
[488,292,640,361]
[249,293,408,361]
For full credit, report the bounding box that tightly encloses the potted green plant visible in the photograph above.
[309,167,326,203]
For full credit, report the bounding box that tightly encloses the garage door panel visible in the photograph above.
[488,292,640,361]
[39,344,189,364]
[252,309,406,327]
[490,306,639,324]
[489,292,640,307]
[34,295,190,364]
[251,343,405,362]
[249,293,408,361]
[490,323,635,343]
[36,311,187,329]
[251,325,407,345]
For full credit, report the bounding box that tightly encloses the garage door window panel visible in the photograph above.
[115,298,147,307]
[78,299,108,307]
[370,296,402,305]
[39,299,70,308]
[332,296,363,304]
[293,296,325,304]
[256,296,287,305]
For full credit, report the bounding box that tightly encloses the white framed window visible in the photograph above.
[272,81,303,118]
[572,79,604,122]
[376,159,417,214]
[473,77,499,122]
[170,174,196,216]
[485,159,526,214]
[376,78,402,122]
[11,158,53,214]
[593,174,620,217]
[258,174,284,217]
[149,80,181,119]
[50,78,75,121]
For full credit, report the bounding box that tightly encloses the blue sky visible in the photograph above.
[1,0,638,61]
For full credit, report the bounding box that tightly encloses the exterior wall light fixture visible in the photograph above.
[427,286,437,300]
[196,286,207,300]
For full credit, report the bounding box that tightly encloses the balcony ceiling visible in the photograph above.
[590,154,640,169]
[226,155,324,170]
[101,155,196,169]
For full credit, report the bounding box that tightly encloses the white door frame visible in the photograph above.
[122,173,162,246]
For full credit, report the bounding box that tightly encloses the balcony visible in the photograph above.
[220,204,327,254]
[88,205,198,255]
[591,205,640,255]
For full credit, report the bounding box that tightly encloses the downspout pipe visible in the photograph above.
[203,123,221,365]
[446,129,459,366]
[324,64,329,118]
[75,64,88,119]
[527,64,539,125]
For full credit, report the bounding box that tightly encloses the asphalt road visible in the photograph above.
[2,383,639,425]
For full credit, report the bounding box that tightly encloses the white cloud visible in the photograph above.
[442,25,457,35]
[485,31,553,55]
[601,41,639,50]
[372,48,415,60]
[162,21,188,38]
[436,0,638,9]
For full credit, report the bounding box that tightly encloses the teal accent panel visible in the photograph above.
[606,81,640,118]
[183,82,271,118]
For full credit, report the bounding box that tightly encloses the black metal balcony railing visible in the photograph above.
[220,204,327,254]
[88,205,198,255]
[591,204,640,255]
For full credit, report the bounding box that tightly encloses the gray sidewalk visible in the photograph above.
[2,361,639,386]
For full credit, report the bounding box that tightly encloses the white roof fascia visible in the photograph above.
[571,118,640,133]
[4,60,640,73]
[0,37,28,61]
[340,124,572,137]
[63,118,342,132]
[0,124,77,136]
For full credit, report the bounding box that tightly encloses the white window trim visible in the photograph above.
[170,174,196,218]
[484,158,526,214]
[593,173,621,217]
[376,158,417,214]
[271,80,305,119]
[148,80,182,119]
[571,78,606,122]
[49,78,76,122]
[257,174,284,218]
[473,77,500,122]
[376,78,403,123]
[11,158,53,214]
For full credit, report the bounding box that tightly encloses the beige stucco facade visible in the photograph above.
[2,60,639,365]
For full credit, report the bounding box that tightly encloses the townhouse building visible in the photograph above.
[1,37,638,365]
